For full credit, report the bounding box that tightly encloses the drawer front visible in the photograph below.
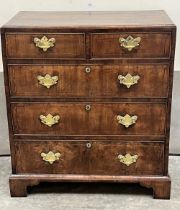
[91,33,171,59]
[15,141,164,175]
[12,103,166,136]
[9,64,169,98]
[6,33,85,59]
[89,141,164,175]
[15,141,88,174]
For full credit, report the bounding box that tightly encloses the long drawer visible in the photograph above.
[8,64,169,98]
[11,102,166,136]
[6,33,85,59]
[91,33,171,59]
[14,141,164,175]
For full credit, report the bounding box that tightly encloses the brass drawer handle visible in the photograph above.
[118,73,140,88]
[117,114,138,128]
[119,35,141,51]
[40,114,60,127]
[41,151,61,164]
[85,104,91,111]
[34,36,56,52]
[37,74,59,89]
[118,153,138,166]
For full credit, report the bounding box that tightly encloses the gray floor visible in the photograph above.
[0,156,179,210]
[0,73,9,155]
[0,72,180,154]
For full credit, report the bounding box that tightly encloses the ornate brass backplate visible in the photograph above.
[34,36,56,52]
[37,74,59,89]
[119,35,141,51]
[41,151,61,164]
[117,114,138,128]
[39,114,60,127]
[118,73,140,88]
[118,153,138,166]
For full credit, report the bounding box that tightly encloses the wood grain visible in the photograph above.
[91,33,171,59]
[2,11,175,30]
[6,33,85,59]
[15,141,88,174]
[8,64,169,98]
[89,141,164,175]
[14,141,164,175]
[9,174,171,198]
[11,102,166,136]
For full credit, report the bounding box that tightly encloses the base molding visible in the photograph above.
[9,174,171,199]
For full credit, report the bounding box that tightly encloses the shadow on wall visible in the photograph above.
[0,73,9,154]
[0,34,2,71]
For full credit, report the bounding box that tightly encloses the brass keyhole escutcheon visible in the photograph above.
[85,67,91,73]
[86,142,92,148]
[85,104,91,111]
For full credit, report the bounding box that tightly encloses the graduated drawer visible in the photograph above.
[14,141,164,175]
[11,102,166,136]
[91,33,171,59]
[8,64,169,98]
[5,33,85,59]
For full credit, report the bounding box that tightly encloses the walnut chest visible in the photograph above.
[1,11,176,198]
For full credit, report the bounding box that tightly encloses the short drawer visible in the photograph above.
[91,33,171,59]
[11,102,166,136]
[6,33,85,59]
[89,141,164,175]
[15,141,88,174]
[14,141,164,175]
[8,64,169,98]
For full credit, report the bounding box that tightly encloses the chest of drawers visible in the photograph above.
[1,11,176,198]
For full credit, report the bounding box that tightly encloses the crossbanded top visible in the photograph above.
[2,10,175,30]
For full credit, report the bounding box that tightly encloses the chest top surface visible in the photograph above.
[2,10,175,30]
